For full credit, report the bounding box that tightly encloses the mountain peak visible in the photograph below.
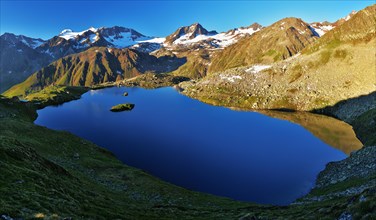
[247,22,263,30]
[58,27,99,40]
[343,10,357,21]
[88,27,98,32]
[59,29,73,35]
[165,23,218,44]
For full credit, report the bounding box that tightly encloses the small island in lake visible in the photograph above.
[110,103,135,112]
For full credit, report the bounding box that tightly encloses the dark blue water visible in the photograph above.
[35,87,347,205]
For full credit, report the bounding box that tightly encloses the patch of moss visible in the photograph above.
[333,49,348,59]
[319,50,332,65]
[289,64,303,83]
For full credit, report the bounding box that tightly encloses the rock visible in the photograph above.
[14,179,24,184]
[239,213,259,220]
[1,215,14,220]
[359,195,366,202]
[315,146,376,189]
[110,103,135,112]
[73,153,80,159]
[338,212,352,220]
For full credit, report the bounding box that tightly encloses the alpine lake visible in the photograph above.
[35,86,362,205]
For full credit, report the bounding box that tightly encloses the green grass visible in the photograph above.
[24,85,90,108]
[0,97,252,219]
[308,175,376,197]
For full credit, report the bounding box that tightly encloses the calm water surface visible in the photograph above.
[35,87,353,205]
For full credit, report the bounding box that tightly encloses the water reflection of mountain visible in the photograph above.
[258,110,363,155]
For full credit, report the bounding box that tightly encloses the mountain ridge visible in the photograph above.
[0,9,367,93]
[3,47,186,97]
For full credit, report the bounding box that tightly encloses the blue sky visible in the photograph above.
[0,1,374,40]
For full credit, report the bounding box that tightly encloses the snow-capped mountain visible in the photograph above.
[0,26,158,92]
[0,9,358,92]
[30,26,161,59]
[131,22,263,53]
[0,33,45,49]
[309,10,357,37]
[163,22,262,49]
[56,26,153,49]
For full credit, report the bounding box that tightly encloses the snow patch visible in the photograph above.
[138,37,166,44]
[220,74,242,83]
[104,32,151,48]
[20,38,44,49]
[246,65,271,74]
[309,25,334,37]
[44,49,55,58]
[89,34,98,43]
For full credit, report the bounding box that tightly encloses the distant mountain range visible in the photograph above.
[0,8,361,94]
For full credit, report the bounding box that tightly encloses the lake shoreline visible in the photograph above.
[33,86,368,203]
[2,83,374,218]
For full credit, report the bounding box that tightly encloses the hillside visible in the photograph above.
[0,34,52,93]
[0,26,160,93]
[149,23,263,79]
[208,17,318,73]
[4,47,185,97]
[181,4,376,111]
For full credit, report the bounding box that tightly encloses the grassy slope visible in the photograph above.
[0,97,251,219]
[2,47,185,98]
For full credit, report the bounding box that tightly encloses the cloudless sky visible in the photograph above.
[0,1,374,40]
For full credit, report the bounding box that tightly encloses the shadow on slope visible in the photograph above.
[313,91,376,146]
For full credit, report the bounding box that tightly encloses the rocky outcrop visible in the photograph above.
[316,146,376,189]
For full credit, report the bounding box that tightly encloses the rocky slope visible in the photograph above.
[181,4,376,111]
[208,17,319,73]
[3,47,185,97]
